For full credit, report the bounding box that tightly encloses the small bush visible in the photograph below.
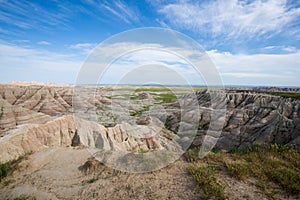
[0,154,29,181]
[225,160,249,180]
[265,167,300,194]
[2,179,13,186]
[87,177,98,184]
[130,105,151,116]
[138,148,148,154]
[184,148,200,162]
[14,194,36,200]
[0,162,10,179]
[188,162,227,200]
[187,144,300,198]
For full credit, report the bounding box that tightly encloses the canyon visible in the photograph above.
[0,83,299,199]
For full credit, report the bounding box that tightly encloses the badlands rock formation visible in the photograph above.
[0,84,181,172]
[0,84,299,165]
[164,90,300,150]
[0,84,72,135]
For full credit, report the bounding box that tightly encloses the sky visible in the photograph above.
[0,0,300,86]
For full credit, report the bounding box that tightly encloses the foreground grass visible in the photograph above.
[13,194,36,200]
[185,144,300,199]
[188,162,227,199]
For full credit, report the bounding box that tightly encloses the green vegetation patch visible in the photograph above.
[265,166,300,194]
[135,87,179,104]
[0,162,9,179]
[14,194,36,200]
[0,154,29,181]
[185,144,300,198]
[87,177,98,184]
[134,87,175,92]
[228,89,300,100]
[130,105,152,116]
[268,92,300,100]
[224,160,249,181]
[153,93,177,104]
[188,162,227,200]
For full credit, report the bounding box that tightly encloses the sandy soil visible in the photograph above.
[0,147,199,200]
[1,147,297,200]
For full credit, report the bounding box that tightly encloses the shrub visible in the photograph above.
[188,162,227,200]
[265,166,300,194]
[0,162,10,179]
[87,177,98,184]
[225,160,249,180]
[14,194,36,200]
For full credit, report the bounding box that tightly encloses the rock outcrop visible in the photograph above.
[0,85,74,135]
[1,84,299,163]
[137,92,152,99]
[0,114,180,164]
[0,98,52,135]
[164,90,300,150]
[0,85,72,116]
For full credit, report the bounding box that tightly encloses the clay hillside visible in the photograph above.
[0,83,299,200]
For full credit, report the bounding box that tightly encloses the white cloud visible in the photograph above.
[76,41,220,85]
[69,43,97,54]
[1,41,299,86]
[282,46,297,52]
[112,0,139,23]
[222,72,281,78]
[37,41,51,45]
[0,1,72,30]
[70,43,96,49]
[157,0,300,39]
[263,46,277,50]
[262,45,297,52]
[208,49,300,86]
[14,39,30,43]
[99,48,205,85]
[0,42,81,83]
[76,41,300,86]
[85,0,140,24]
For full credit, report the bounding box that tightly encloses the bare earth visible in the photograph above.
[0,147,199,200]
[2,147,297,200]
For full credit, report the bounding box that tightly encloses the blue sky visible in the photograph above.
[0,0,300,86]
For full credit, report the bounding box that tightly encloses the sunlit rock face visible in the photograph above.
[0,84,299,163]
[164,90,300,150]
[0,113,181,163]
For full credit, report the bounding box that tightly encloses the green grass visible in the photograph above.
[129,92,178,117]
[134,87,179,104]
[228,89,300,100]
[13,194,36,200]
[188,162,227,200]
[130,105,152,116]
[224,160,249,181]
[0,162,9,179]
[87,177,98,184]
[138,148,148,154]
[268,92,300,100]
[2,179,13,186]
[134,87,175,92]
[265,167,300,194]
[153,93,178,104]
[185,144,300,198]
[198,122,210,130]
[0,155,28,180]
